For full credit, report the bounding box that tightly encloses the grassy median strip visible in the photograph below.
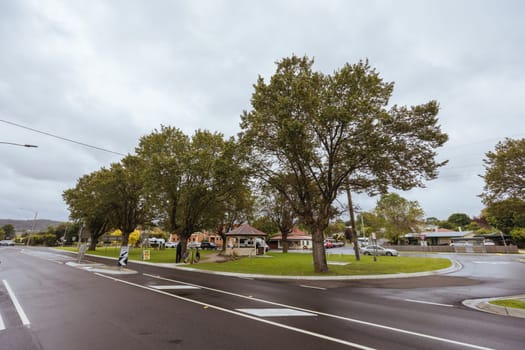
[57,247,451,276]
[489,299,525,309]
[180,253,451,276]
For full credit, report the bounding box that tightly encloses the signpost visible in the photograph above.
[78,243,87,263]
[142,249,150,261]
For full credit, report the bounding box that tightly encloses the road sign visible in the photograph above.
[118,246,129,267]
[142,249,150,261]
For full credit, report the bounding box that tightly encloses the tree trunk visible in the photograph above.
[311,227,328,273]
[282,234,289,253]
[88,233,98,251]
[345,184,361,261]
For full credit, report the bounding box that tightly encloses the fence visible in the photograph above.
[387,245,519,254]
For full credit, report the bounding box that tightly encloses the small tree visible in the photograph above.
[447,213,471,230]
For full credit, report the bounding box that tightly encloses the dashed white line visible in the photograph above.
[404,299,454,308]
[0,313,5,331]
[139,273,493,350]
[2,280,30,326]
[300,285,327,290]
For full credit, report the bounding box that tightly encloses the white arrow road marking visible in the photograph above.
[2,280,30,326]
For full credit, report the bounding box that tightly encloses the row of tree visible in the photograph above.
[64,55,451,272]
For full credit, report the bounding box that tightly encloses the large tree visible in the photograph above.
[374,193,424,243]
[481,138,525,204]
[63,169,114,250]
[137,127,250,255]
[240,55,448,272]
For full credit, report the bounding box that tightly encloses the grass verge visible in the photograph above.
[56,248,451,276]
[57,246,214,263]
[489,299,525,309]
[180,252,451,276]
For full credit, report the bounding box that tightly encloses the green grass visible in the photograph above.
[56,247,451,276]
[57,246,214,263]
[180,252,452,276]
[489,299,525,309]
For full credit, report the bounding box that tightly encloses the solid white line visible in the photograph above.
[95,273,375,350]
[142,273,494,350]
[0,313,5,331]
[2,280,30,326]
[404,299,454,308]
[300,285,327,290]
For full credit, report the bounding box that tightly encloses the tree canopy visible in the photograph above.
[240,55,447,272]
[374,193,424,243]
[481,138,525,204]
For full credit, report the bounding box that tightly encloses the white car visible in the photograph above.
[360,245,398,256]
[165,241,178,248]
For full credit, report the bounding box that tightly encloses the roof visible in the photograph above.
[269,227,312,241]
[224,224,267,237]
[404,231,472,238]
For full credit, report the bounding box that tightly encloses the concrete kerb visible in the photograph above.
[463,295,525,319]
[52,248,462,280]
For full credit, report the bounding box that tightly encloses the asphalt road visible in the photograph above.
[1,247,524,350]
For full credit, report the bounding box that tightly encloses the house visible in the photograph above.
[269,227,312,250]
[403,228,474,246]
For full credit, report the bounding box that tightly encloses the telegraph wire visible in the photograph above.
[0,119,127,156]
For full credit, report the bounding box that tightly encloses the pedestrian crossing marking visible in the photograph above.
[236,308,317,317]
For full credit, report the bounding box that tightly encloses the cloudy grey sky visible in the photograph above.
[1,0,524,222]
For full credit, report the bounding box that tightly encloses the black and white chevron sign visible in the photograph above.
[118,246,129,267]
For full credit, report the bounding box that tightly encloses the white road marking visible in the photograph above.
[95,273,375,350]
[300,285,327,290]
[2,280,30,326]
[404,299,454,308]
[237,308,317,317]
[473,261,511,264]
[141,273,494,350]
[327,261,350,266]
[150,285,200,290]
[0,313,5,331]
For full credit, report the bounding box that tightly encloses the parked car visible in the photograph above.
[449,241,472,247]
[0,240,15,246]
[148,237,166,247]
[200,242,217,250]
[165,241,178,248]
[187,241,201,248]
[324,240,333,248]
[360,245,398,256]
[483,240,495,246]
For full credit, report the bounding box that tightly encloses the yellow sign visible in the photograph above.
[142,249,150,261]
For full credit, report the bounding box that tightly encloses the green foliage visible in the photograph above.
[481,138,525,204]
[484,198,525,234]
[0,228,5,240]
[240,55,447,272]
[251,216,279,236]
[374,193,424,243]
[447,213,471,230]
[510,227,525,242]
[438,220,455,230]
[27,234,58,246]
[1,224,15,239]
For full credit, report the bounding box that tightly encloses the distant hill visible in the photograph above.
[0,219,66,233]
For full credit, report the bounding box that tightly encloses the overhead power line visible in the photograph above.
[0,119,127,156]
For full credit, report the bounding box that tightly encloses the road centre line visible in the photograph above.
[95,273,374,350]
[141,273,494,350]
[404,299,454,308]
[2,280,30,326]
